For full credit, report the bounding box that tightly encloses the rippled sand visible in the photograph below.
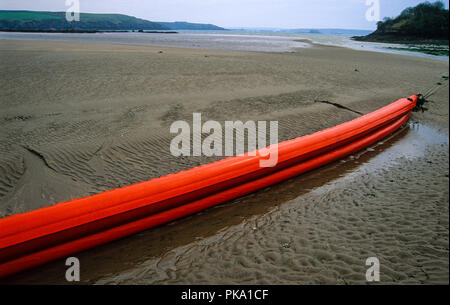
[0,40,448,284]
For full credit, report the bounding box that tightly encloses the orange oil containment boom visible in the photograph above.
[0,95,418,278]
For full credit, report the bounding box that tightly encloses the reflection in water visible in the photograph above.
[342,122,448,174]
[3,123,447,284]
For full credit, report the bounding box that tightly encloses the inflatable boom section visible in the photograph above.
[0,95,418,278]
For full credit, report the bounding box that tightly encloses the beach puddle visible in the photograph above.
[365,122,448,164]
[302,122,449,201]
[3,123,448,284]
[323,122,449,187]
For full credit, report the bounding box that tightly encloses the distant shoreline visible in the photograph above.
[352,35,449,46]
[0,29,179,34]
[352,35,449,56]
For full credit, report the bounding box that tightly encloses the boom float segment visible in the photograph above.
[0,95,418,278]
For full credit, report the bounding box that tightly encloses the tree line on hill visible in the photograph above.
[0,11,226,32]
[355,1,449,43]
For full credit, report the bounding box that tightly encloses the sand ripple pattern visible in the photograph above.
[0,87,359,216]
[96,145,448,285]
[0,154,24,202]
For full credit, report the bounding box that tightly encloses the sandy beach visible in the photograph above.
[0,39,448,284]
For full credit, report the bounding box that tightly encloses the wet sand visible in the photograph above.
[0,40,448,284]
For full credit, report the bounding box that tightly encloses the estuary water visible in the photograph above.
[0,30,448,60]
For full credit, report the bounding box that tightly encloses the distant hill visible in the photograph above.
[354,1,449,44]
[0,10,170,31]
[157,21,227,31]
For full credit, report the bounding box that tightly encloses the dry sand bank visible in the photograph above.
[0,40,448,284]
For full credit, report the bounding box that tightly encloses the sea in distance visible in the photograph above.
[0,28,448,60]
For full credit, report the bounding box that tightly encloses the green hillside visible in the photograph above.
[354,1,449,44]
[0,10,170,31]
[157,21,226,30]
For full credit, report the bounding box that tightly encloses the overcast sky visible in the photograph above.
[1,0,448,30]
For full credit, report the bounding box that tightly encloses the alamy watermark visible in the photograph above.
[170,114,279,167]
[366,257,380,282]
[65,256,80,282]
[65,0,80,22]
[365,0,381,22]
